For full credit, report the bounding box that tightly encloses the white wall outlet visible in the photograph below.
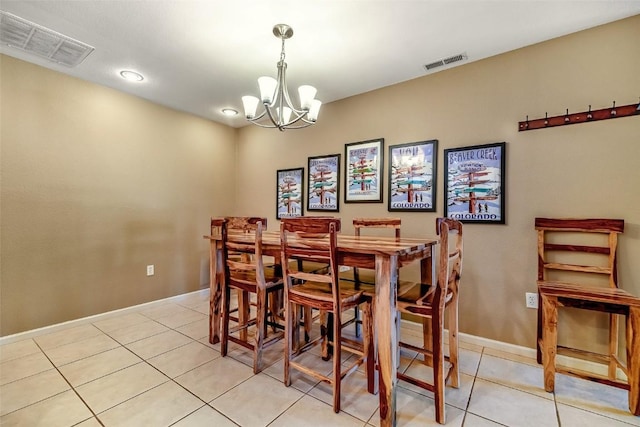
[525,292,538,309]
[146,265,155,276]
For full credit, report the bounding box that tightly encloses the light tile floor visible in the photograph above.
[1,290,638,426]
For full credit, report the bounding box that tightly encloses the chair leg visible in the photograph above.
[628,307,640,415]
[541,294,558,393]
[609,313,619,380]
[284,300,294,387]
[536,289,543,364]
[332,310,342,413]
[448,297,460,388]
[239,291,250,342]
[221,285,231,357]
[304,306,313,343]
[432,310,445,425]
[422,316,433,366]
[322,312,333,361]
[254,288,267,374]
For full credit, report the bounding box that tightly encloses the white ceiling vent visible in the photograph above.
[0,11,94,67]
[424,52,468,72]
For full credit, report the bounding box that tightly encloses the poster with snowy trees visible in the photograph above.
[307,154,340,212]
[388,140,437,212]
[276,167,304,219]
[444,142,506,224]
[344,138,384,203]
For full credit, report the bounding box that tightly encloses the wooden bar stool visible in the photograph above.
[535,218,640,415]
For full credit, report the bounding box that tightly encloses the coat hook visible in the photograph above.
[564,108,570,123]
[525,115,529,129]
[587,105,593,120]
[544,112,549,126]
[611,101,617,116]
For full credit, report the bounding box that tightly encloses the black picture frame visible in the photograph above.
[388,139,438,212]
[344,138,384,203]
[307,154,340,212]
[443,142,506,224]
[276,167,304,219]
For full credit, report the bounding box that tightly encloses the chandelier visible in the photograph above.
[241,24,322,131]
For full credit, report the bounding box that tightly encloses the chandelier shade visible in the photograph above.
[242,24,322,131]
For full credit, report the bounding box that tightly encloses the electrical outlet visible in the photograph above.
[525,292,538,309]
[146,265,154,276]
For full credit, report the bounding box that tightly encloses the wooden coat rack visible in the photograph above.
[519,101,640,132]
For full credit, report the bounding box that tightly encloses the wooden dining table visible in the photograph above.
[204,228,438,427]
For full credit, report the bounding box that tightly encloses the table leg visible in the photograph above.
[376,254,397,427]
[209,238,223,344]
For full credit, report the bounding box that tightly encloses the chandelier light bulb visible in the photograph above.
[307,99,322,122]
[258,76,277,104]
[298,85,317,111]
[242,96,259,119]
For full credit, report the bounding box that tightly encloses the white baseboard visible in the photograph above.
[0,289,209,346]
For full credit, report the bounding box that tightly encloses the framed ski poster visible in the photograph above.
[307,154,340,212]
[276,167,304,219]
[444,142,506,224]
[388,140,437,212]
[344,138,384,203]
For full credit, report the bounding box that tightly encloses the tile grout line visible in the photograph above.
[34,340,106,427]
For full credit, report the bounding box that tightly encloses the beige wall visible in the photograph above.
[236,16,640,348]
[1,56,237,335]
[1,16,638,347]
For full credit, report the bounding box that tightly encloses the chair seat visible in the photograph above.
[397,281,453,306]
[228,268,283,290]
[339,278,376,296]
[538,280,640,307]
[289,279,366,307]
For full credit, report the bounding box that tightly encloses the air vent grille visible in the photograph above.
[424,52,468,72]
[0,11,94,67]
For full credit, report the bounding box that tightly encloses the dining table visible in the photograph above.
[204,227,439,427]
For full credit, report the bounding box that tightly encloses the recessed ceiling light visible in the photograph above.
[119,70,144,82]
[222,108,238,116]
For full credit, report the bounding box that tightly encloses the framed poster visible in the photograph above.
[444,142,506,224]
[344,138,384,203]
[388,139,438,212]
[276,168,304,219]
[307,154,340,212]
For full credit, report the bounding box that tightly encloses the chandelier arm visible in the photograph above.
[279,121,314,130]
[281,110,309,127]
[247,119,277,129]
[264,104,281,128]
[251,108,268,121]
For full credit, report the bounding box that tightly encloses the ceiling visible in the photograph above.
[2,1,639,129]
